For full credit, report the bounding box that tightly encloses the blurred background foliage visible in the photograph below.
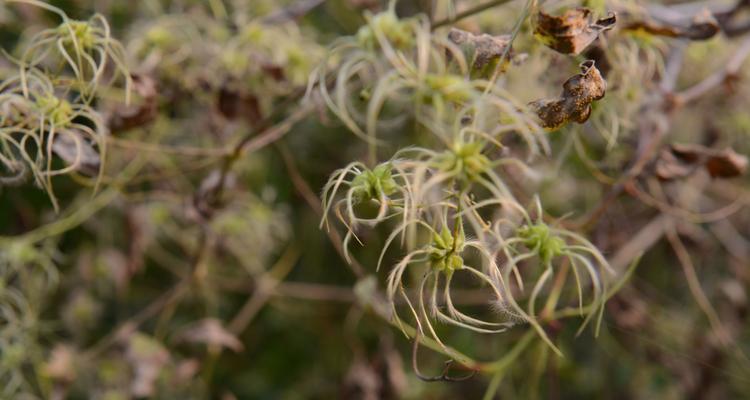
[1,0,750,399]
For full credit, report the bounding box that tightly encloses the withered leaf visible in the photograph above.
[534,8,616,55]
[529,60,606,130]
[51,130,100,175]
[706,151,748,178]
[715,0,750,37]
[217,87,262,124]
[171,359,200,387]
[0,158,28,186]
[43,345,76,383]
[107,74,158,133]
[623,8,719,40]
[125,333,170,398]
[447,28,514,79]
[179,318,244,352]
[655,149,695,180]
[656,143,748,180]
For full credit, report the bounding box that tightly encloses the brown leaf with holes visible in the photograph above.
[529,60,606,130]
[534,8,616,55]
[623,8,719,40]
[447,28,513,79]
[656,143,748,180]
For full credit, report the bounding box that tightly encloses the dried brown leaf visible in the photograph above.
[447,28,513,78]
[655,148,695,180]
[107,74,158,133]
[51,130,100,175]
[171,359,201,387]
[343,356,381,400]
[125,333,170,398]
[217,87,262,124]
[43,345,76,383]
[623,8,720,40]
[656,143,748,180]
[705,149,748,178]
[715,0,750,37]
[534,8,616,55]
[0,158,28,186]
[529,60,606,129]
[180,318,244,352]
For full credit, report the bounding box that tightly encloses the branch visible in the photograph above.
[228,244,302,334]
[676,36,750,104]
[276,142,367,278]
[262,0,326,24]
[608,214,670,272]
[432,0,515,29]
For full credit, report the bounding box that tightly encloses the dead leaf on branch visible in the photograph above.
[534,8,616,55]
[107,74,158,133]
[217,87,262,124]
[124,333,170,398]
[623,8,720,40]
[654,149,695,181]
[0,158,28,186]
[179,318,244,352]
[43,344,77,383]
[715,0,750,37]
[447,28,516,79]
[529,60,606,130]
[51,130,101,175]
[655,143,748,180]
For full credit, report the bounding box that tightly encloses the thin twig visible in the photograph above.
[276,142,367,277]
[432,0,515,29]
[262,0,326,24]
[676,37,750,104]
[207,102,315,207]
[228,244,302,334]
[666,225,730,345]
[609,214,670,272]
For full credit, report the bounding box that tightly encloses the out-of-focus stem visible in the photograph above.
[432,0,516,29]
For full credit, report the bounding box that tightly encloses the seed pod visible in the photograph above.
[529,60,606,130]
[447,28,513,79]
[534,8,616,55]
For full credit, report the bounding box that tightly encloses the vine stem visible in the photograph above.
[208,101,315,207]
[482,0,535,95]
[0,151,146,245]
[482,330,536,399]
[540,258,570,319]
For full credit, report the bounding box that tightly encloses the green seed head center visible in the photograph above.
[518,223,565,264]
[351,164,397,203]
[59,20,95,49]
[429,226,465,273]
[36,95,74,126]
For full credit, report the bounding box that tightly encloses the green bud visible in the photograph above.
[59,20,95,49]
[351,164,398,203]
[518,223,565,264]
[435,141,490,182]
[36,95,74,126]
[357,11,413,50]
[429,224,465,272]
[424,74,473,103]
